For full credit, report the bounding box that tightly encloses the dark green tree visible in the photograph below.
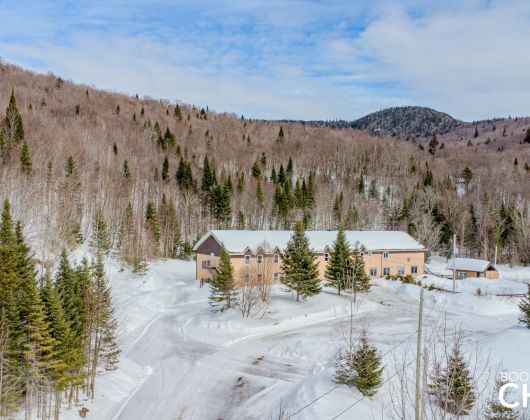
[351,328,384,397]
[428,135,440,156]
[209,247,236,311]
[161,156,170,182]
[20,140,32,175]
[280,220,321,302]
[326,226,351,295]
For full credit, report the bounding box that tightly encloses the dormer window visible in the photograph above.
[324,253,329,262]
[245,255,250,265]
[274,254,279,263]
[257,255,263,264]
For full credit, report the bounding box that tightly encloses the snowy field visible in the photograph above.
[59,256,530,420]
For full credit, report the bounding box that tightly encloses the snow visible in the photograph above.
[58,255,529,420]
[445,257,495,272]
[196,229,426,253]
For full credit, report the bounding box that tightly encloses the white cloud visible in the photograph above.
[1,1,529,120]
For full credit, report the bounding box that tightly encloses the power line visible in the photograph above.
[287,293,440,419]
[286,327,422,419]
[330,357,418,419]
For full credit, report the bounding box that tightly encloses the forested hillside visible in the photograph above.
[0,63,529,270]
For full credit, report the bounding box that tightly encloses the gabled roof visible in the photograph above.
[194,230,426,254]
[445,258,496,272]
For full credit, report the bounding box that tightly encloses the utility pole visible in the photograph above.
[415,287,424,420]
[452,234,457,293]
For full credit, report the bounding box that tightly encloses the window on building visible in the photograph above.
[397,266,405,275]
[257,273,262,282]
[457,271,467,279]
[411,266,418,274]
[244,273,250,282]
[274,254,279,263]
[383,267,390,276]
[370,267,377,276]
[383,251,389,259]
[273,272,279,281]
[202,260,210,269]
[245,255,250,265]
[324,253,329,262]
[368,251,372,256]
[257,255,263,264]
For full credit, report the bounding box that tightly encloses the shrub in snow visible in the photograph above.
[519,284,530,328]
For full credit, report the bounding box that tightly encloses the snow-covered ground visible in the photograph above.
[60,256,530,420]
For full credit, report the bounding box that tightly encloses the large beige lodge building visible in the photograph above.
[194,230,427,285]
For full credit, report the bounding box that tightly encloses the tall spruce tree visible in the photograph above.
[1,90,25,160]
[20,139,32,175]
[209,247,236,311]
[92,208,110,252]
[350,247,371,302]
[351,328,384,397]
[430,341,476,415]
[280,220,321,302]
[326,226,351,295]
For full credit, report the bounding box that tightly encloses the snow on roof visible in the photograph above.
[194,230,425,253]
[445,258,496,273]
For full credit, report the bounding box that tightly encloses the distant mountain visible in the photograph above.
[351,106,461,138]
[310,106,461,139]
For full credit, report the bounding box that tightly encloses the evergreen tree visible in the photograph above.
[350,247,371,301]
[351,328,384,397]
[519,284,530,328]
[251,160,261,178]
[0,90,25,160]
[428,135,440,156]
[209,247,236,312]
[358,174,365,194]
[176,157,194,192]
[286,157,293,175]
[430,341,476,415]
[280,220,321,302]
[90,254,120,375]
[277,126,285,143]
[326,226,351,295]
[423,168,434,187]
[174,103,182,121]
[122,159,131,179]
[201,155,215,192]
[277,164,286,185]
[464,203,480,256]
[484,378,518,420]
[0,199,15,246]
[270,166,277,183]
[145,201,161,250]
[20,139,32,175]
[161,155,170,182]
[92,208,111,252]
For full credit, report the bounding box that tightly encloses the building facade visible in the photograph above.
[445,258,500,279]
[194,230,427,285]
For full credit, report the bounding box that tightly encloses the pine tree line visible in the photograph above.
[0,199,119,419]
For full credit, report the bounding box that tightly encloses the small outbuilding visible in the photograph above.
[445,258,499,280]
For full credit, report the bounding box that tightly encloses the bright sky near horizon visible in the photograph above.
[0,0,529,121]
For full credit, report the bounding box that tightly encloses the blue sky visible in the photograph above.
[1,0,529,120]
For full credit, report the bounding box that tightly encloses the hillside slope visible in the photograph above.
[0,63,528,269]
